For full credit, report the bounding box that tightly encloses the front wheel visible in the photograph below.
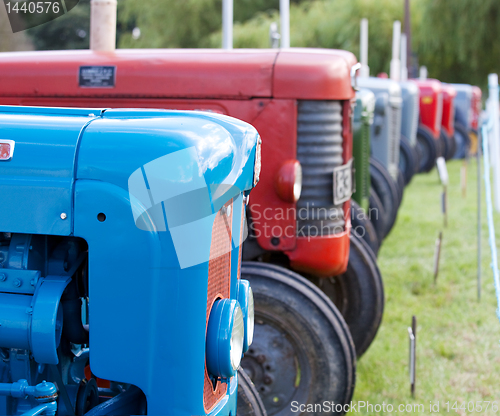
[416,125,438,173]
[310,234,384,357]
[241,262,356,416]
[237,368,268,416]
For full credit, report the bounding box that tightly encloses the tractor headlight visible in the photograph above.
[237,280,255,352]
[275,160,302,203]
[206,299,245,379]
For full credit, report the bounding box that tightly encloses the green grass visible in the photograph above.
[350,159,500,415]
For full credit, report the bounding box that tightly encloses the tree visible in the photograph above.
[415,0,500,89]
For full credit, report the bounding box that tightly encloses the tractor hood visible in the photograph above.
[0,48,357,101]
[0,105,258,236]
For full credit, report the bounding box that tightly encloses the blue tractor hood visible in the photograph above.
[0,106,258,236]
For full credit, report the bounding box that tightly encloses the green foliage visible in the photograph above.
[25,0,91,50]
[415,0,500,89]
[209,0,409,76]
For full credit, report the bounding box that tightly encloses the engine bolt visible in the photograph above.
[13,279,22,288]
[0,273,6,282]
[263,375,273,385]
[256,354,266,364]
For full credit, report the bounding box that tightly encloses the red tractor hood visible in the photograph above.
[0,48,356,101]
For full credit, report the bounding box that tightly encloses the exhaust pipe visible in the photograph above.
[90,0,117,51]
[222,0,233,49]
[359,18,369,78]
[419,66,428,80]
[280,0,290,48]
[400,33,408,81]
[390,21,401,81]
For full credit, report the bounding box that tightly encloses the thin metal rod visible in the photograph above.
[222,0,233,49]
[280,0,290,48]
[404,0,412,76]
[478,132,482,301]
[488,74,500,211]
[360,18,369,77]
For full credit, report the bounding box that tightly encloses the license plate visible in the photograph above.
[333,159,353,205]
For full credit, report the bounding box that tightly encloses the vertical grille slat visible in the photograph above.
[297,100,345,236]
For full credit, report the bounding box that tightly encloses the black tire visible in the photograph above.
[238,368,268,416]
[350,200,379,256]
[241,262,356,416]
[439,127,450,161]
[396,169,405,206]
[399,135,416,185]
[453,122,470,159]
[442,129,457,161]
[416,124,438,173]
[310,234,384,358]
[368,186,387,243]
[369,158,399,238]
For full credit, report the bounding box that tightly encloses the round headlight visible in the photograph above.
[237,280,255,353]
[206,299,245,379]
[275,159,302,203]
[230,307,244,371]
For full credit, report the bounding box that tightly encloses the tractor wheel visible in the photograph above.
[350,200,379,257]
[453,122,470,159]
[237,368,268,416]
[311,234,384,357]
[369,158,399,238]
[439,128,451,161]
[241,262,356,416]
[368,187,387,243]
[416,125,438,173]
[396,169,405,206]
[399,135,416,185]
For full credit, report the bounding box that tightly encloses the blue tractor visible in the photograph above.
[0,106,262,416]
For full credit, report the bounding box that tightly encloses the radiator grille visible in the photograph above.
[411,92,419,144]
[204,201,232,412]
[387,102,401,179]
[361,121,370,204]
[297,100,345,236]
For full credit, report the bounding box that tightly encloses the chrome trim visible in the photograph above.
[351,63,362,91]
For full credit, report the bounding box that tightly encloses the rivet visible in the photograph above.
[60,213,67,220]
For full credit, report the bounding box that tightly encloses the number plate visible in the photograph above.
[333,159,353,205]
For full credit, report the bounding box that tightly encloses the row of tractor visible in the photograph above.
[0,19,483,416]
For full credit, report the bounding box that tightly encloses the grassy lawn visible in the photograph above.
[351,158,500,415]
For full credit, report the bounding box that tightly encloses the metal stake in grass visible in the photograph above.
[461,161,467,198]
[436,157,449,227]
[408,315,417,397]
[433,231,443,284]
[477,137,482,301]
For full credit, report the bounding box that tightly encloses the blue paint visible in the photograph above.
[0,105,259,415]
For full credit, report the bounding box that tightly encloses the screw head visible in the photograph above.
[60,213,67,220]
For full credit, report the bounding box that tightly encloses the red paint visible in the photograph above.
[0,48,356,277]
[413,79,443,139]
[441,85,457,137]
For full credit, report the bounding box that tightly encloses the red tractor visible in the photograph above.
[413,79,443,172]
[0,48,384,413]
